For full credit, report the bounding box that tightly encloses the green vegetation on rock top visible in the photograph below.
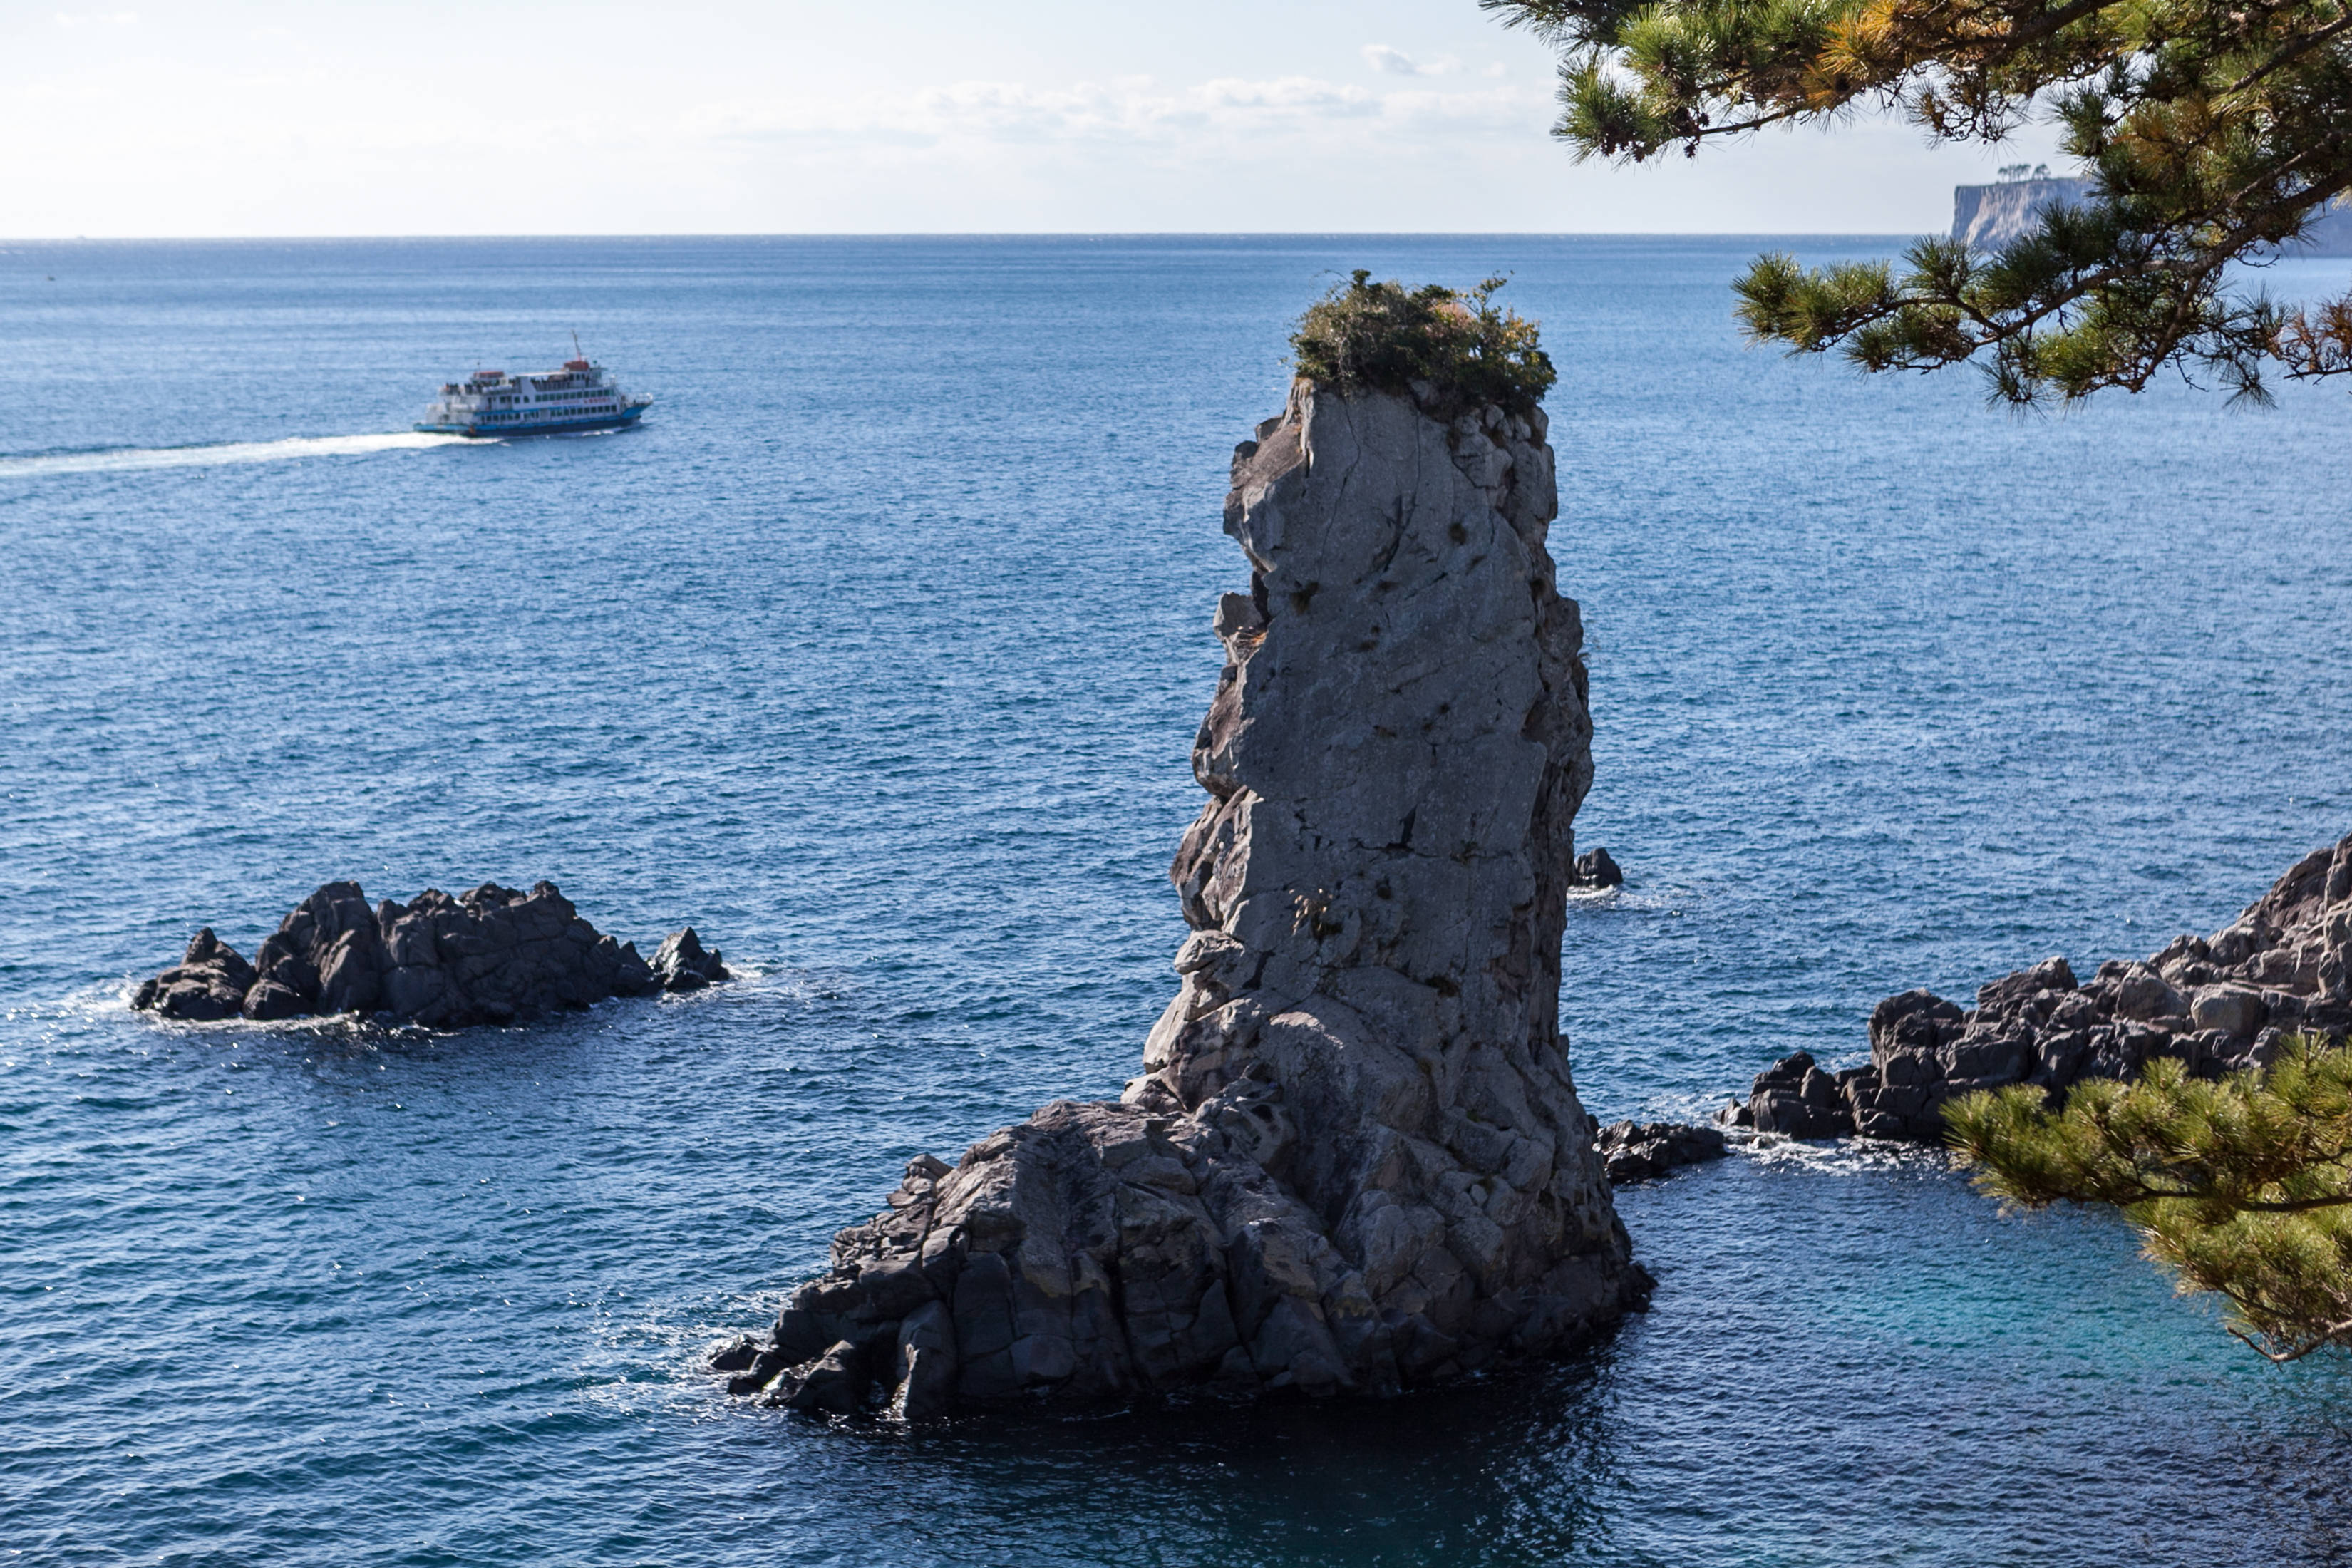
[1291,272,1556,417]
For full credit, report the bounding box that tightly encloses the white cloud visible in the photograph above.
[701,72,1521,153]
[1361,45,1459,77]
[0,0,2070,235]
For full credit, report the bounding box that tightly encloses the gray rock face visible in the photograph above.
[717,381,1645,1418]
[1728,832,2352,1141]
[1954,177,2352,255]
[130,880,723,1027]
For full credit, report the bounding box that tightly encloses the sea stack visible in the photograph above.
[720,372,1644,1417]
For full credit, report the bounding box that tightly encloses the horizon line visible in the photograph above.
[0,229,1936,245]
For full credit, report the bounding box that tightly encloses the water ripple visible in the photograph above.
[3,234,2349,1565]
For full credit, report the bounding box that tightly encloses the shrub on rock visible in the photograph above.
[1291,272,1555,419]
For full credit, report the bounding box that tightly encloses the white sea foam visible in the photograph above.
[0,430,475,479]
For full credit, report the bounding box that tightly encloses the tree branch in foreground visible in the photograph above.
[1946,1038,2352,1361]
[1485,0,2352,403]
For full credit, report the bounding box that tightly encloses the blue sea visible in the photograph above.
[6,235,2352,1567]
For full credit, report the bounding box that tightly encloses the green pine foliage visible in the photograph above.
[1946,1038,2352,1361]
[1290,272,1557,416]
[1484,0,2352,405]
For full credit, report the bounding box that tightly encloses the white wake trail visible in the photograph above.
[0,430,475,479]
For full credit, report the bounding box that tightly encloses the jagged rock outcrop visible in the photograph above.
[649,927,731,991]
[1594,1120,1729,1185]
[715,378,1644,1418]
[138,927,259,1022]
[1729,832,2352,1141]
[132,880,728,1026]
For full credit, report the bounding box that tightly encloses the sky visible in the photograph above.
[1,1,2069,237]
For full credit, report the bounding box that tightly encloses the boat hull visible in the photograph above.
[415,405,650,438]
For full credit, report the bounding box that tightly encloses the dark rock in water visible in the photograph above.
[892,1301,959,1420]
[241,979,311,1021]
[1570,847,1624,888]
[727,1347,793,1397]
[318,924,383,1015]
[770,1339,872,1413]
[1731,831,2352,1143]
[130,880,726,1028]
[1736,1050,1860,1140]
[719,378,1645,1421]
[1594,1120,1728,1185]
[134,928,257,1021]
[707,1336,763,1374]
[651,927,730,991]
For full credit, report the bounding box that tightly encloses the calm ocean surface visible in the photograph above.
[5,235,2351,1567]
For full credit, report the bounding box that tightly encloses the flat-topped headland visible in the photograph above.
[1953,173,2352,254]
[133,880,730,1028]
[1732,831,2352,1140]
[716,284,1644,1418]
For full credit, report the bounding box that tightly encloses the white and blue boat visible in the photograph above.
[416,342,652,437]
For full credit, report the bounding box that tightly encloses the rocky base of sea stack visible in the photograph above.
[132,880,731,1028]
[714,1100,1650,1420]
[715,1093,1650,1420]
[1728,831,2352,1142]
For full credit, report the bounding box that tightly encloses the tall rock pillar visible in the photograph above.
[722,380,1642,1417]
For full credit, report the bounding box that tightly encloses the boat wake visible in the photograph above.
[0,430,475,480]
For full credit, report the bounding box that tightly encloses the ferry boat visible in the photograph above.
[416,343,652,437]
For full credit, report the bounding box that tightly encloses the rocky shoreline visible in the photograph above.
[711,378,1647,1418]
[132,880,730,1028]
[1729,832,2352,1142]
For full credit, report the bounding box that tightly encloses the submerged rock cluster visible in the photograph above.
[1594,1120,1728,1185]
[132,880,729,1027]
[713,378,1645,1418]
[1733,832,2352,1140]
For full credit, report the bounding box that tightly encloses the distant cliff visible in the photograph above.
[1950,177,2093,249]
[1953,176,2352,254]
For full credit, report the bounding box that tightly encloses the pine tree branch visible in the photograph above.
[1492,0,2352,398]
[1948,1038,2352,1357]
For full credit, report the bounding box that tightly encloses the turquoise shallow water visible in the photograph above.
[4,235,2351,1566]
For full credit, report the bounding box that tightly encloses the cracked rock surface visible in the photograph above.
[719,380,1646,1416]
[1732,831,2352,1140]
